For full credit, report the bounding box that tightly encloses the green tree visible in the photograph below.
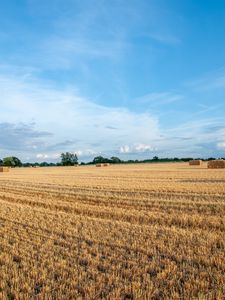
[153,156,159,161]
[92,156,110,164]
[61,152,78,166]
[40,162,49,167]
[0,159,3,166]
[110,156,121,164]
[3,156,22,167]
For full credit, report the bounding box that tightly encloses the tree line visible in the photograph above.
[0,153,223,168]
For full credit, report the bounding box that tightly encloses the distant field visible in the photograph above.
[0,163,224,299]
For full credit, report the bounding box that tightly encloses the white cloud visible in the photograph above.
[119,145,130,154]
[119,143,155,154]
[1,67,225,161]
[36,154,49,159]
[0,71,160,160]
[36,153,60,160]
[135,143,156,152]
[217,142,225,150]
[36,149,98,161]
[76,149,98,157]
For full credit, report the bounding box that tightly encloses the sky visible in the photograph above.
[0,0,225,162]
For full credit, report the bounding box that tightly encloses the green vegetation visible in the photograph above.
[0,153,223,168]
[1,156,22,167]
[60,152,78,166]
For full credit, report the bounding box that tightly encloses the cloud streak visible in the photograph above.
[186,67,225,91]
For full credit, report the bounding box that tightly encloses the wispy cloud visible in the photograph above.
[134,92,183,106]
[44,36,127,59]
[186,67,225,91]
[144,32,180,45]
[1,0,182,74]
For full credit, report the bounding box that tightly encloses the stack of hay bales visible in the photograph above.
[207,160,225,169]
[96,164,103,167]
[96,163,110,167]
[189,160,202,166]
[0,167,10,172]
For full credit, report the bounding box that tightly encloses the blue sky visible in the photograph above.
[0,0,225,162]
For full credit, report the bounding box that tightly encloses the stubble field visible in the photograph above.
[0,163,224,299]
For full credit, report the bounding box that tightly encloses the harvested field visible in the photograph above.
[0,163,224,299]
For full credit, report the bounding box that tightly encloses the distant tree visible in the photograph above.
[92,156,112,164]
[49,163,56,167]
[110,156,121,164]
[3,156,22,167]
[93,156,104,164]
[153,156,159,161]
[181,157,193,162]
[208,157,216,161]
[61,152,78,166]
[40,162,49,167]
[23,163,32,168]
[0,159,3,166]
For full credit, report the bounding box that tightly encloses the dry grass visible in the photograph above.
[0,163,224,299]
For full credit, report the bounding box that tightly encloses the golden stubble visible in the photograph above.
[0,163,224,299]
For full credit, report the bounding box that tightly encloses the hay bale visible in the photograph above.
[207,160,225,169]
[189,160,202,166]
[0,167,10,172]
[96,163,110,167]
[96,164,103,167]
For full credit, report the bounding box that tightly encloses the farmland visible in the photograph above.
[0,163,224,299]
